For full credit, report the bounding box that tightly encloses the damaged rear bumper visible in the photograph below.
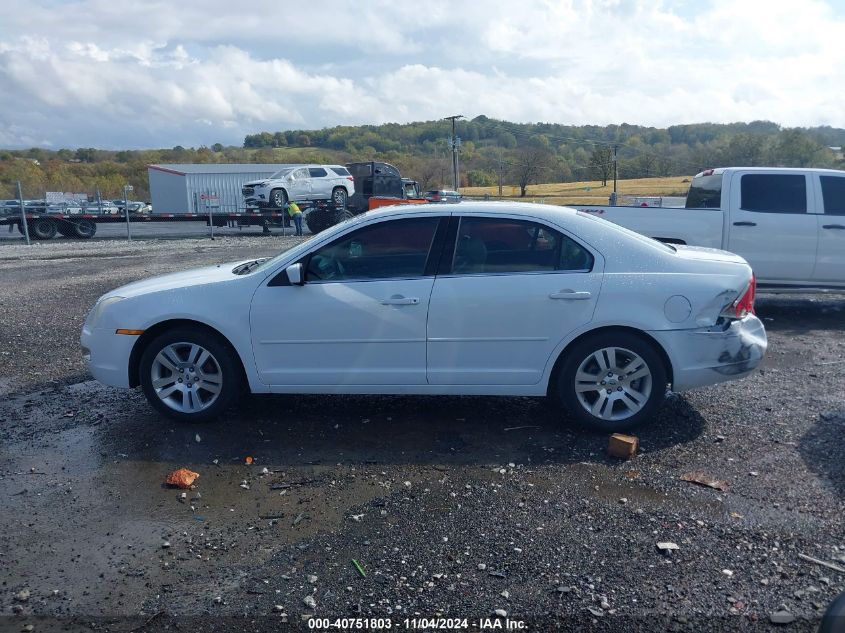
[649,314,767,391]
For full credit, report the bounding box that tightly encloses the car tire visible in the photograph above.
[556,331,667,433]
[72,219,97,239]
[139,328,241,422]
[30,218,57,240]
[332,187,348,207]
[270,189,288,209]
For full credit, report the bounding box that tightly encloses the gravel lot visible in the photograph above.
[0,237,843,632]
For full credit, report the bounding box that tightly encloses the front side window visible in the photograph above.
[306,217,440,282]
[309,168,328,178]
[740,174,807,213]
[291,168,309,180]
[451,217,593,274]
[820,176,845,215]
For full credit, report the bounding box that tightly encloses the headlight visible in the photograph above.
[86,295,126,328]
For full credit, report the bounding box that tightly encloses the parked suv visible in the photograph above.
[242,165,355,210]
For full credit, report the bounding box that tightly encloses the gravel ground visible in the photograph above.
[0,237,843,632]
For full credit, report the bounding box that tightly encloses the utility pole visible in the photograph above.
[444,115,464,191]
[497,150,504,197]
[611,144,619,206]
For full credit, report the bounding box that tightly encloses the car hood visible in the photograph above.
[243,180,269,187]
[106,261,253,299]
[672,244,748,266]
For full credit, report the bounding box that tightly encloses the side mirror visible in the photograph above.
[286,263,304,285]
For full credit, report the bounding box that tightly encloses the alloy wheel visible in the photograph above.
[573,346,653,421]
[150,342,222,413]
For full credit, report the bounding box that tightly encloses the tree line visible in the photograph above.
[2,116,843,200]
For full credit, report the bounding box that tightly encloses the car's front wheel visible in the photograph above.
[270,189,288,209]
[139,328,241,422]
[556,332,667,432]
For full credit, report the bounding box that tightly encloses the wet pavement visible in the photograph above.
[0,237,844,632]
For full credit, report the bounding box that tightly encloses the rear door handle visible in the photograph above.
[380,295,420,305]
[822,224,845,230]
[550,290,592,300]
[733,221,757,226]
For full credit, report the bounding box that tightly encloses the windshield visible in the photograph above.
[576,211,676,253]
[268,168,294,179]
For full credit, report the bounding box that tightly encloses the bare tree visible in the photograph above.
[589,147,614,186]
[509,147,554,197]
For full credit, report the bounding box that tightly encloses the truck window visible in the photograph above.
[685,174,723,208]
[820,176,845,215]
[740,174,806,213]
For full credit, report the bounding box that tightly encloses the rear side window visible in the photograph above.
[451,217,593,274]
[820,176,845,215]
[330,167,351,176]
[686,174,723,208]
[740,174,807,213]
[308,168,328,178]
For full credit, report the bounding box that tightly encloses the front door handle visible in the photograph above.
[822,224,845,230]
[550,290,592,300]
[733,221,757,226]
[380,295,420,305]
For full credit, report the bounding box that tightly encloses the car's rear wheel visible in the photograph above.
[332,187,348,207]
[556,332,667,432]
[139,328,240,422]
[270,189,288,209]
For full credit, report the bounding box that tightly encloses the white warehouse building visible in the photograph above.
[148,164,295,214]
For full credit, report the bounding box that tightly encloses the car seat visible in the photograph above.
[454,235,487,273]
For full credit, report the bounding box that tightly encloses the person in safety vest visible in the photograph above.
[286,201,303,236]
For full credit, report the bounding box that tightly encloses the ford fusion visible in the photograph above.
[81,202,767,432]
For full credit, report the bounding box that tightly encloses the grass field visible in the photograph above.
[462,175,692,205]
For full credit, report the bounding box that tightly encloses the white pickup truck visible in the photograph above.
[575,167,845,291]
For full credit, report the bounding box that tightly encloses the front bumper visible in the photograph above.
[80,325,137,388]
[649,314,767,391]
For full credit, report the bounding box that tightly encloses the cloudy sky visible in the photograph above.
[1,0,844,149]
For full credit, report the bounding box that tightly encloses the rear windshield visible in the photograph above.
[685,174,723,208]
[330,167,351,176]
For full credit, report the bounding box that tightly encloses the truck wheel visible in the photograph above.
[555,332,667,433]
[333,209,354,224]
[270,189,288,209]
[332,187,348,207]
[57,221,74,238]
[139,328,241,422]
[30,218,57,240]
[72,219,97,239]
[306,213,326,234]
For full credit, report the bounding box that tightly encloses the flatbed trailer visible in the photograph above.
[1,209,306,240]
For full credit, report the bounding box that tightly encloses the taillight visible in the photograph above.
[722,273,756,319]
[346,176,354,182]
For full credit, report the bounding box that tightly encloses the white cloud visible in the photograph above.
[0,0,844,148]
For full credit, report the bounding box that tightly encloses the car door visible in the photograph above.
[815,174,845,283]
[727,171,818,281]
[427,215,602,386]
[308,167,329,200]
[249,215,445,387]
[287,167,311,201]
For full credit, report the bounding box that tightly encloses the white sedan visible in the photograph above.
[81,202,767,432]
